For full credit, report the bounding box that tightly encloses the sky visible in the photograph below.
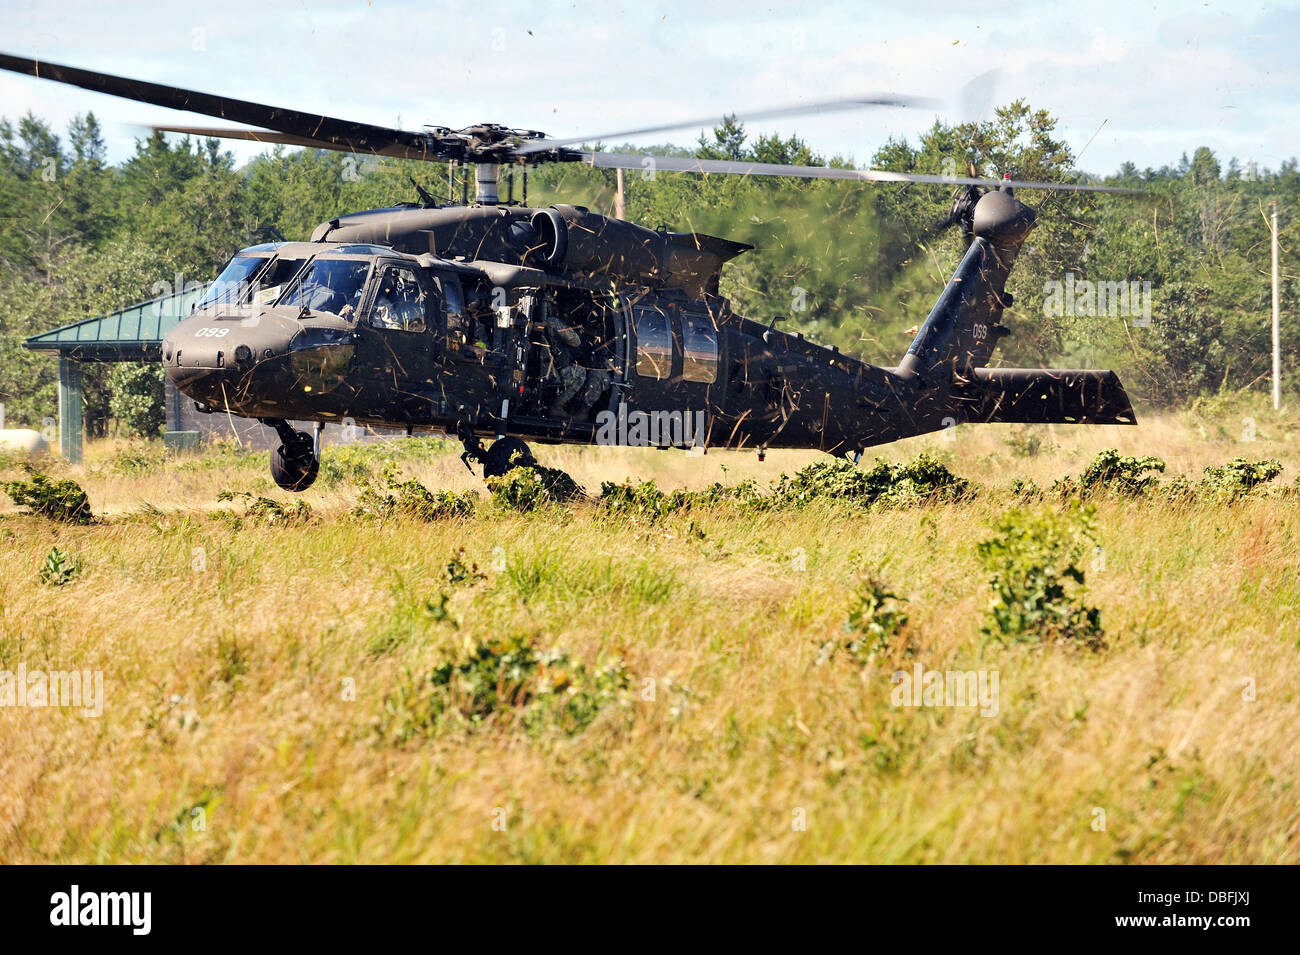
[0,0,1297,177]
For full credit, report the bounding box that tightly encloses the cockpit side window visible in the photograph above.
[367,265,428,333]
[278,259,372,319]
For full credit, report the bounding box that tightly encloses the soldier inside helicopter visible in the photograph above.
[539,292,615,420]
[370,268,426,332]
[279,258,371,318]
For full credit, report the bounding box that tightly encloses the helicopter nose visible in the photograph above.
[161,312,299,404]
[161,329,247,379]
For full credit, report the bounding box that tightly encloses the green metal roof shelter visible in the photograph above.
[24,285,206,463]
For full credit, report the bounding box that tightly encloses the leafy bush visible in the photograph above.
[600,478,690,520]
[1199,458,1283,500]
[216,489,311,525]
[598,477,763,521]
[1048,451,1284,504]
[215,635,250,684]
[1010,478,1046,501]
[1006,427,1045,458]
[378,633,630,742]
[40,546,81,586]
[2,471,92,523]
[444,549,487,587]
[487,463,584,512]
[353,464,477,521]
[1074,448,1166,496]
[977,501,1105,651]
[819,576,910,665]
[770,453,970,508]
[598,455,968,521]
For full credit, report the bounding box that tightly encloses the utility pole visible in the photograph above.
[1272,200,1281,411]
[614,167,626,220]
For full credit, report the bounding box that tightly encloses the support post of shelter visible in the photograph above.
[57,355,83,464]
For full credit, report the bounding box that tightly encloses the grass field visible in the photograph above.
[1,394,1298,864]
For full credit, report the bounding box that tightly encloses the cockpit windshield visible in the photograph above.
[278,258,372,319]
[196,255,268,309]
[251,257,307,305]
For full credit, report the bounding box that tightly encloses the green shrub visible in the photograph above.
[487,464,583,512]
[215,635,250,684]
[770,453,970,508]
[378,633,630,742]
[1010,478,1046,501]
[40,546,81,586]
[2,471,92,523]
[1006,427,1045,458]
[599,479,695,519]
[598,477,763,521]
[353,465,477,521]
[444,549,487,587]
[1074,448,1166,496]
[977,501,1104,651]
[820,576,910,665]
[215,489,311,526]
[598,455,968,520]
[1200,458,1283,500]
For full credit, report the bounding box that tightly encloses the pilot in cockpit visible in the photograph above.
[288,260,370,318]
[372,271,426,332]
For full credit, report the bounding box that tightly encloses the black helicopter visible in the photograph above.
[1,53,1137,491]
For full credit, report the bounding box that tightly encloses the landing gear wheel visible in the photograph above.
[482,437,535,478]
[270,431,319,492]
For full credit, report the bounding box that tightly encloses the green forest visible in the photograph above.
[1,101,1296,436]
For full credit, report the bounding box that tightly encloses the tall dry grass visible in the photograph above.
[0,397,1297,862]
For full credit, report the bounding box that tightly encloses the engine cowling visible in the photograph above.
[536,204,750,296]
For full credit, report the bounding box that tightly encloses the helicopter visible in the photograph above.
[1,52,1138,492]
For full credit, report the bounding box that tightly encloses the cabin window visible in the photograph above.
[634,305,673,380]
[681,311,718,383]
[367,265,427,333]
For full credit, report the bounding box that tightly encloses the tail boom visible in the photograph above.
[955,367,1136,425]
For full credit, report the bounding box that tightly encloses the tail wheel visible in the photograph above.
[271,431,319,492]
[482,437,535,478]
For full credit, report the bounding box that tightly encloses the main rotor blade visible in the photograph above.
[582,151,1143,193]
[516,93,942,154]
[149,124,435,161]
[0,51,439,160]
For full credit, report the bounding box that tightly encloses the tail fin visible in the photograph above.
[897,234,1013,387]
[897,189,1036,388]
[892,187,1137,431]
